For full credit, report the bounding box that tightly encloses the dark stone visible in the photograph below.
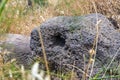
[30,13,120,78]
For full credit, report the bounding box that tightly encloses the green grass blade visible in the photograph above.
[0,0,8,17]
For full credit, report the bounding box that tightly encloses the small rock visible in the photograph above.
[0,34,34,67]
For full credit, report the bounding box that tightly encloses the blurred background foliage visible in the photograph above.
[0,0,120,35]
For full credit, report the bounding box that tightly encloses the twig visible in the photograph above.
[89,0,102,78]
[37,28,50,77]
[89,20,102,77]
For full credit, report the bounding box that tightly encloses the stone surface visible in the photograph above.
[30,13,120,78]
[0,34,33,67]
